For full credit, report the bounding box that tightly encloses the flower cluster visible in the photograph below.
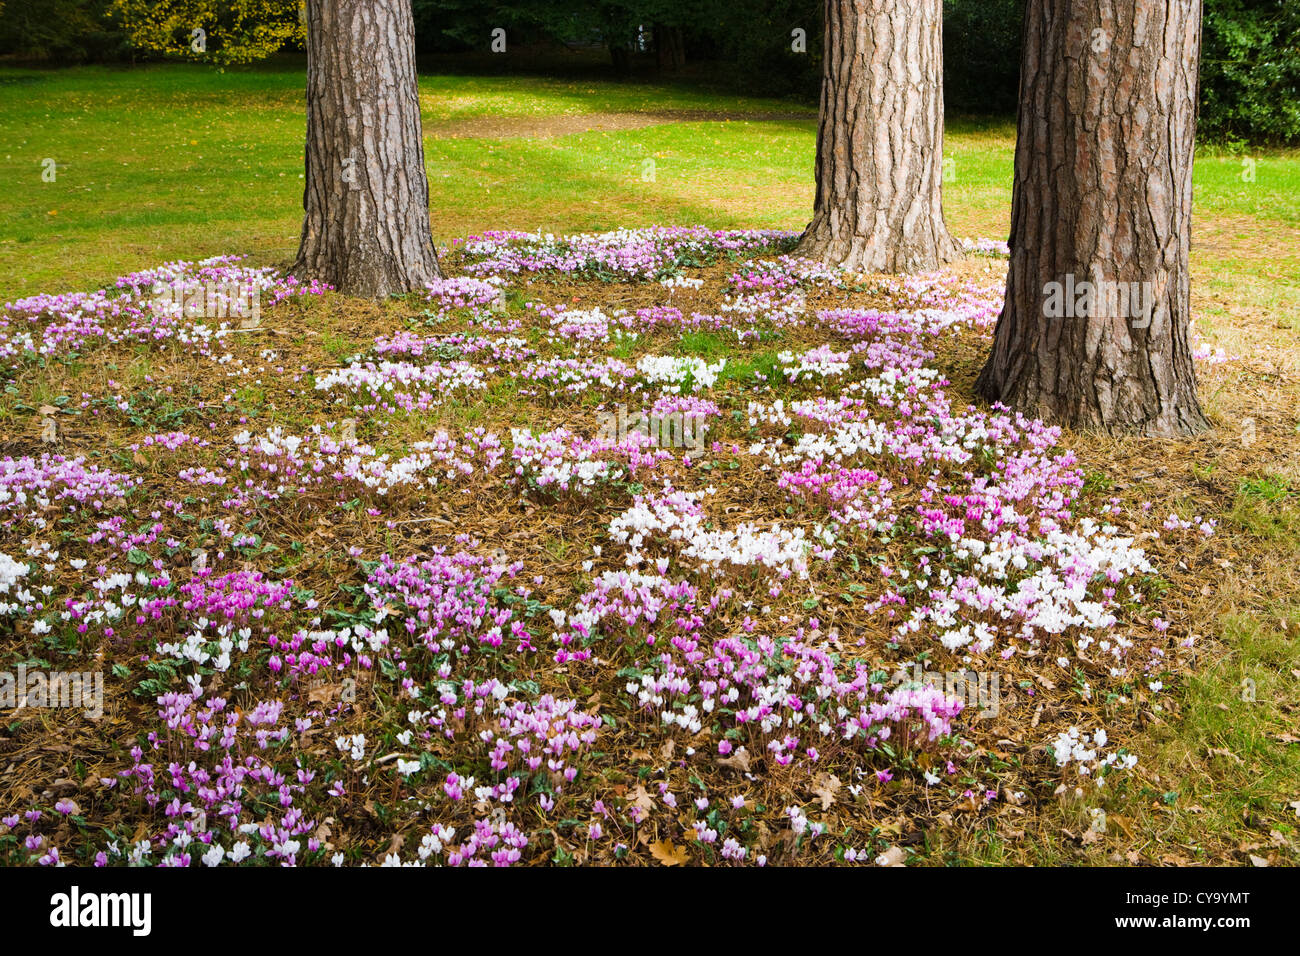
[314,360,488,413]
[458,226,795,281]
[510,427,671,496]
[636,354,727,394]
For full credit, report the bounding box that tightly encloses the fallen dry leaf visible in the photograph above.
[648,840,689,866]
[715,747,751,774]
[811,773,841,811]
[629,785,655,813]
[875,845,906,867]
[307,683,341,705]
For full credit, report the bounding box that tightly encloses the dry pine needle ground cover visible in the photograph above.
[0,226,1297,867]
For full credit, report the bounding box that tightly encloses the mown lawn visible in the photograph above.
[3,59,1296,309]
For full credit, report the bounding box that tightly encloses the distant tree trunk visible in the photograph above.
[975,0,1209,437]
[293,0,441,298]
[610,42,631,75]
[796,0,958,273]
[654,25,685,71]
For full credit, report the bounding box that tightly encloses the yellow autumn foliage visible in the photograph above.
[109,0,305,65]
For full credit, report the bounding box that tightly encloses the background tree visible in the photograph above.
[0,0,126,61]
[292,0,441,297]
[698,0,822,98]
[109,0,303,65]
[1199,0,1300,143]
[941,0,1023,115]
[796,0,958,273]
[11,1,1297,146]
[411,0,643,75]
[975,0,1209,437]
[410,0,573,58]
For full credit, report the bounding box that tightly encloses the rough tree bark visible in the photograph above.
[975,0,1209,437]
[796,0,958,273]
[293,0,441,298]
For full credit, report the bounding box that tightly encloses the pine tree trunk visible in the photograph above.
[975,0,1209,438]
[293,0,441,298]
[796,0,958,274]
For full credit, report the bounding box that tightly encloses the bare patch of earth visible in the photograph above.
[426,109,814,139]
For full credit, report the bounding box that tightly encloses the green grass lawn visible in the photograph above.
[0,60,817,298]
[3,59,1296,309]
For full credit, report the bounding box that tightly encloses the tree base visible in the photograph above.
[794,219,961,275]
[291,245,441,301]
[975,349,1211,439]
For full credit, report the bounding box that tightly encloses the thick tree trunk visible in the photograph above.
[796,0,958,274]
[293,0,441,298]
[975,0,1209,438]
